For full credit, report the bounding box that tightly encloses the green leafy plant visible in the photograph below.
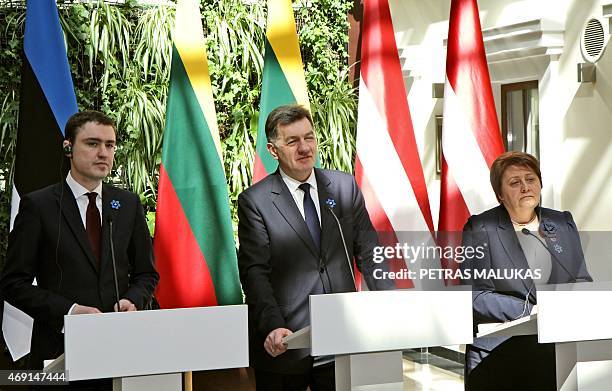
[297,0,357,173]
[0,0,357,266]
[202,0,266,226]
[0,3,25,274]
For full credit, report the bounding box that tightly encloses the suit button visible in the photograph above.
[320,267,325,274]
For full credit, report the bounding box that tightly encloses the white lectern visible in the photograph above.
[46,305,248,391]
[538,282,612,391]
[478,282,612,391]
[285,290,473,391]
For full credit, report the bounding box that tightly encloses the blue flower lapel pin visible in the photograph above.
[325,198,337,209]
[539,219,557,239]
[110,199,121,210]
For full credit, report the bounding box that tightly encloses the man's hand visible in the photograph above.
[72,304,102,315]
[114,299,137,312]
[264,328,292,357]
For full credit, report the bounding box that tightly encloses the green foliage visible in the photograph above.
[60,1,173,209]
[0,4,25,273]
[201,0,356,225]
[202,0,266,227]
[297,0,357,173]
[0,0,357,264]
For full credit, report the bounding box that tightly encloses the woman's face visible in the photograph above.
[499,165,541,214]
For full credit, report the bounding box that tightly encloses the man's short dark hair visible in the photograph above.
[64,110,116,142]
[265,104,313,143]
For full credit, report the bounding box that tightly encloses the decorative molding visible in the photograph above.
[480,19,566,83]
[397,19,565,84]
[398,45,425,78]
[398,44,446,82]
[453,19,565,64]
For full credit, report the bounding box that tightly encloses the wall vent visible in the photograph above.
[581,18,608,63]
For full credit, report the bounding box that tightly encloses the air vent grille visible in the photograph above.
[581,18,608,63]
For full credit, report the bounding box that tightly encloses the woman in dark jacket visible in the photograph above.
[462,151,591,391]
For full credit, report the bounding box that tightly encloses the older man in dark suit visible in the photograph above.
[237,104,394,391]
[0,110,159,374]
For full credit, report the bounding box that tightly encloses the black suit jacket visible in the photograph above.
[0,181,159,368]
[461,205,591,377]
[237,168,394,374]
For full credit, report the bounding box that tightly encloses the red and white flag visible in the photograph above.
[439,0,505,272]
[356,0,436,289]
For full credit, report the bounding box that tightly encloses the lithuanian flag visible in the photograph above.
[252,0,311,183]
[154,0,241,308]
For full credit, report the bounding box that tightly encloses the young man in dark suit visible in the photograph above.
[237,105,394,391]
[0,110,159,373]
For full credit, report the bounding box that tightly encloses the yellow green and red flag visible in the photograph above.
[154,0,241,308]
[252,0,311,183]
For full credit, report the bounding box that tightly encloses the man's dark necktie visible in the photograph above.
[86,192,102,268]
[299,183,320,250]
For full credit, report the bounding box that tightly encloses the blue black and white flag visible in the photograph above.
[4,0,78,361]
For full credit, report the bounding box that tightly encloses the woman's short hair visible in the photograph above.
[490,151,542,202]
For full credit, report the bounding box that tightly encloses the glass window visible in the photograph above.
[501,81,539,158]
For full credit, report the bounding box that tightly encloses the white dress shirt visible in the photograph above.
[280,169,333,366]
[65,171,103,227]
[64,171,103,319]
[279,168,321,225]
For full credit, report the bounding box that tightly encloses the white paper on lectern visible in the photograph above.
[43,354,65,373]
[2,301,33,360]
[476,307,538,338]
[477,322,502,335]
[283,326,310,349]
[476,313,537,338]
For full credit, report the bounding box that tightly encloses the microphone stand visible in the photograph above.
[520,228,578,283]
[108,215,121,312]
[325,205,356,289]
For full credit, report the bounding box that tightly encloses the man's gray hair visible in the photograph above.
[265,104,313,143]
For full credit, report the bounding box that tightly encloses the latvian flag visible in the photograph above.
[439,0,505,277]
[356,0,437,290]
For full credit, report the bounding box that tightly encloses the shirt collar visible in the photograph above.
[279,168,317,193]
[66,171,103,198]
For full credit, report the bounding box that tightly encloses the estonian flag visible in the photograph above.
[4,0,78,361]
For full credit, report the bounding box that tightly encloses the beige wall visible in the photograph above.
[388,0,612,231]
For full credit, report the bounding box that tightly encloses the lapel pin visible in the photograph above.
[325,198,336,208]
[110,200,121,210]
[539,219,558,239]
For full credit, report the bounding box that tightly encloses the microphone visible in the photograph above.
[107,215,121,312]
[520,228,578,283]
[324,205,356,289]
